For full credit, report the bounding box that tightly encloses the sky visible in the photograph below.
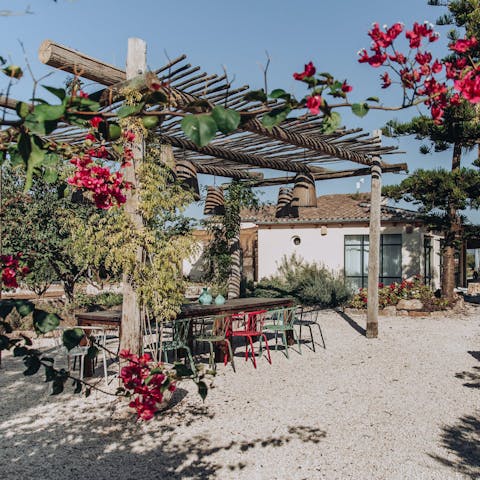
[2,0,479,222]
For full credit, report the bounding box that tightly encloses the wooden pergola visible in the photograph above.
[3,38,408,347]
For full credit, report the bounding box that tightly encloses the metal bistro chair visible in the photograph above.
[294,306,326,351]
[263,306,301,358]
[232,310,271,369]
[52,326,108,383]
[193,314,235,372]
[160,318,195,372]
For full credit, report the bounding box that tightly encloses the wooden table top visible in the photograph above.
[76,297,294,326]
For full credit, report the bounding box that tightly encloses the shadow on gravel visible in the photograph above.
[1,356,327,480]
[455,351,480,389]
[430,413,480,479]
[335,310,366,337]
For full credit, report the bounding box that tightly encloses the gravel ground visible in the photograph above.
[1,306,480,480]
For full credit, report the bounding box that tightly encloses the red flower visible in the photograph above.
[449,37,478,53]
[341,81,353,93]
[368,52,387,68]
[431,60,443,74]
[293,62,316,81]
[2,268,18,288]
[78,90,89,99]
[381,72,391,89]
[415,51,432,66]
[306,95,323,115]
[389,52,407,64]
[89,116,103,129]
[123,130,136,142]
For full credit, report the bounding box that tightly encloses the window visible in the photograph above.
[344,234,402,289]
[292,236,301,246]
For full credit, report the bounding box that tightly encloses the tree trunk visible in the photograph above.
[441,142,462,300]
[227,232,241,299]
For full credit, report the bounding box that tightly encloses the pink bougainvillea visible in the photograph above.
[0,253,29,289]
[118,350,176,421]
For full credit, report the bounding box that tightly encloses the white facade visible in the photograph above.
[254,223,442,290]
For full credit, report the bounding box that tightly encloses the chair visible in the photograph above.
[294,307,326,351]
[193,315,235,372]
[52,326,108,382]
[263,306,301,358]
[232,310,271,368]
[160,318,195,372]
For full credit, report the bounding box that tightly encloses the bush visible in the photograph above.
[248,254,353,308]
[349,276,451,311]
[73,292,123,311]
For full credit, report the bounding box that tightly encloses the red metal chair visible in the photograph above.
[232,310,271,368]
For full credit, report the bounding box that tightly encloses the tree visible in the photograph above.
[380,0,480,299]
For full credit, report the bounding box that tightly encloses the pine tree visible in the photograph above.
[383,0,480,299]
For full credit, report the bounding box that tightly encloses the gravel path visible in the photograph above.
[1,307,480,480]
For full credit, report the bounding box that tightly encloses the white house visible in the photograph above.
[240,193,443,290]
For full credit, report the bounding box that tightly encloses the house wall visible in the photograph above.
[256,223,433,284]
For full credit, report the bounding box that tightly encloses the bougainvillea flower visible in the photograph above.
[431,60,443,74]
[123,130,136,142]
[293,62,316,81]
[415,51,432,66]
[368,52,387,68]
[2,268,18,288]
[89,116,103,129]
[388,52,407,64]
[306,95,323,115]
[341,81,353,93]
[449,37,478,53]
[380,72,391,88]
[78,90,89,98]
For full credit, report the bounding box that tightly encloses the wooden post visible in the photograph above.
[119,38,147,356]
[367,156,382,338]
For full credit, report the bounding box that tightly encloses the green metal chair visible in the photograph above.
[161,318,195,371]
[263,306,301,358]
[193,315,235,372]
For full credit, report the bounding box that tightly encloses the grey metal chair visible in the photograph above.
[294,306,326,351]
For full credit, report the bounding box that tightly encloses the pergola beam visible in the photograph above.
[38,40,388,167]
[251,163,408,187]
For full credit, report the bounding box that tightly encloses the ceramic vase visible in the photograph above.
[214,294,226,305]
[198,287,212,305]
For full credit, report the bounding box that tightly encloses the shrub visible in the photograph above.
[249,254,353,307]
[73,291,123,311]
[349,276,451,311]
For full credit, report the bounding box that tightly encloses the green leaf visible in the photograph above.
[181,114,217,147]
[33,309,60,334]
[261,107,290,129]
[269,89,291,101]
[197,380,208,401]
[51,378,64,395]
[23,355,41,376]
[24,137,47,192]
[62,328,84,351]
[211,106,240,134]
[117,102,144,119]
[18,133,31,161]
[43,168,58,184]
[42,85,66,101]
[0,300,15,319]
[173,363,194,377]
[319,111,341,134]
[44,365,56,382]
[13,345,29,357]
[24,112,57,135]
[351,103,370,118]
[15,300,34,317]
[2,65,23,79]
[366,96,380,103]
[243,89,267,103]
[34,103,66,121]
[0,335,10,350]
[16,101,30,119]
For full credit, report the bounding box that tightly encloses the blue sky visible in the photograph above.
[2,0,479,221]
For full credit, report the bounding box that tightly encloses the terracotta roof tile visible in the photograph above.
[241,193,420,224]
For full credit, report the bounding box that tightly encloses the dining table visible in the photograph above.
[75,297,294,376]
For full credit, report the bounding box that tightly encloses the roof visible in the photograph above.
[241,193,421,225]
